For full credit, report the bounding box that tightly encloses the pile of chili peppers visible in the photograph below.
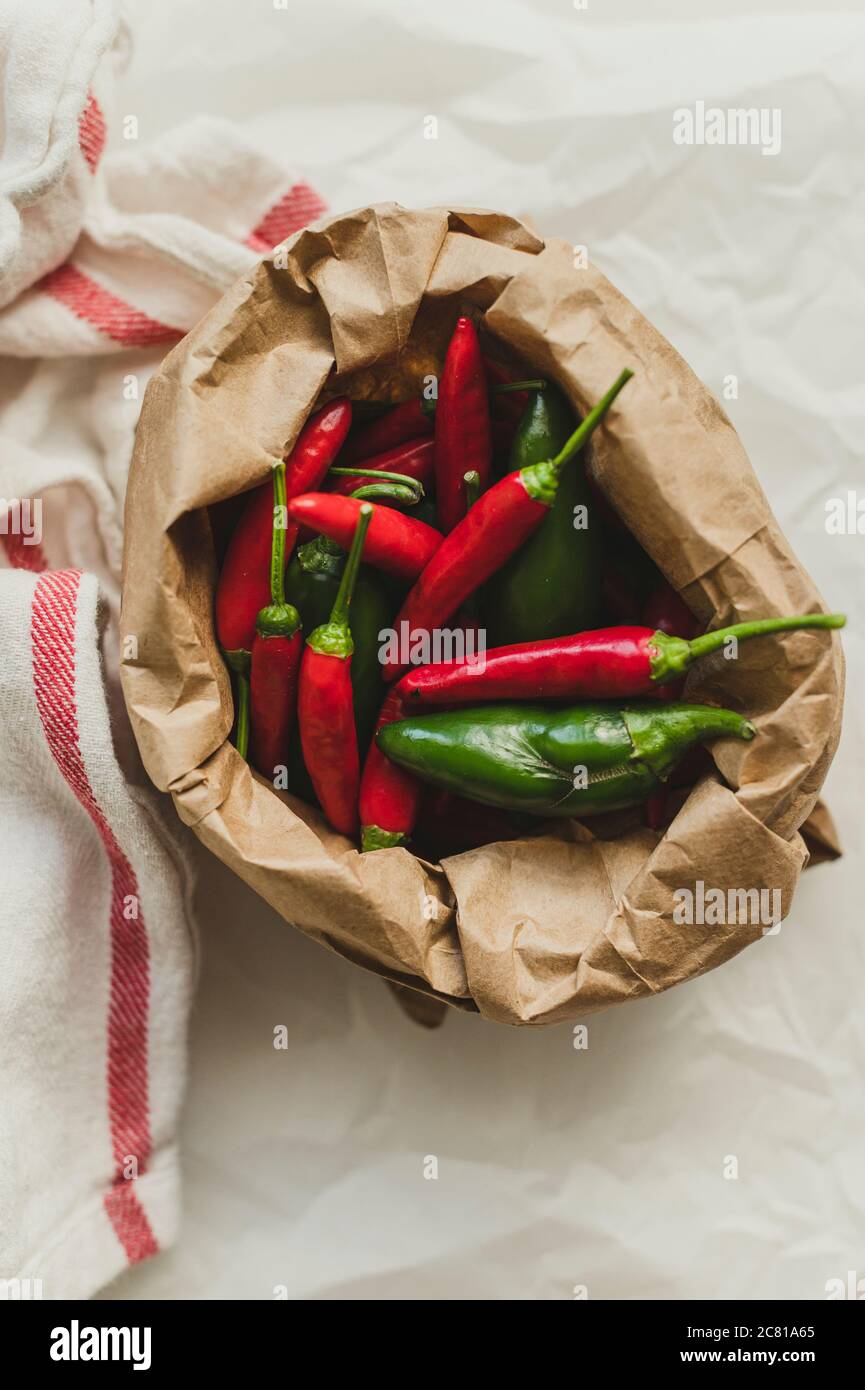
[214,315,846,855]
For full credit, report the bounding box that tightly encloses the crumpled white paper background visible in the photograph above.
[104,0,864,1299]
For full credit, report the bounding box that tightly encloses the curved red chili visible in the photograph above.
[383,369,633,681]
[435,317,492,532]
[359,688,422,851]
[215,397,351,655]
[396,613,846,706]
[298,504,373,836]
[288,492,441,583]
[341,397,432,466]
[327,438,435,497]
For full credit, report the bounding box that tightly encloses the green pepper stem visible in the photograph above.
[650,612,846,682]
[350,482,421,505]
[270,460,288,607]
[520,368,633,505]
[361,825,407,852]
[331,466,424,506]
[548,368,634,473]
[331,466,419,486]
[623,702,755,782]
[329,503,372,628]
[222,647,251,675]
[254,460,300,638]
[688,612,845,658]
[233,668,250,761]
[463,469,480,509]
[256,602,301,638]
[306,504,372,659]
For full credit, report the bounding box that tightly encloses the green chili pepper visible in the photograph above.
[283,536,392,801]
[377,701,755,817]
[483,385,602,646]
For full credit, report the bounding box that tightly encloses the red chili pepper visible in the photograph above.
[327,438,435,497]
[435,317,493,532]
[383,369,633,681]
[298,504,373,835]
[358,688,422,851]
[250,626,302,778]
[249,460,303,779]
[396,613,846,706]
[340,398,432,466]
[288,492,441,583]
[215,398,352,656]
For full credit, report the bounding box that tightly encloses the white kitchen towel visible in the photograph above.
[0,0,327,1296]
[0,568,195,1299]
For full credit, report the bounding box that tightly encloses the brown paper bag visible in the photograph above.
[120,204,845,1027]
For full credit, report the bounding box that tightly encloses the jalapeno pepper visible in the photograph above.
[377,701,757,818]
[484,384,601,646]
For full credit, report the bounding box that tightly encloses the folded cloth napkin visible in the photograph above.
[0,0,327,1297]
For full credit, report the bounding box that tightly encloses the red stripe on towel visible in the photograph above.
[78,93,107,174]
[30,568,158,1265]
[245,180,328,252]
[38,264,183,348]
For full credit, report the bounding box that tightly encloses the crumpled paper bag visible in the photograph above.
[120,203,844,1027]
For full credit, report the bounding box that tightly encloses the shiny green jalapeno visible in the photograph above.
[376,701,755,818]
